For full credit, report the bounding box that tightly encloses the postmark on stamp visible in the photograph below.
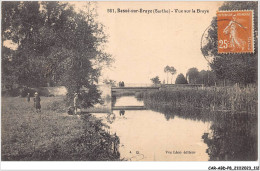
[217,10,254,53]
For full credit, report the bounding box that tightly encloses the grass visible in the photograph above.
[144,85,257,114]
[1,96,120,161]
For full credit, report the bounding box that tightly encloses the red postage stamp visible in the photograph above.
[217,10,254,53]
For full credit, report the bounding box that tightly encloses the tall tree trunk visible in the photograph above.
[167,72,168,84]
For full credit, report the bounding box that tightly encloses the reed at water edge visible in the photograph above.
[143,85,257,114]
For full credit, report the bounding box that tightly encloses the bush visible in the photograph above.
[32,87,50,97]
[65,85,102,109]
[2,88,21,97]
[20,88,36,97]
[2,87,53,97]
[135,92,144,99]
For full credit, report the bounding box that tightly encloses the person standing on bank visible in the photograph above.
[27,93,30,102]
[34,92,41,113]
[74,93,79,115]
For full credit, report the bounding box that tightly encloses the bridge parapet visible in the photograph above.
[111,87,160,92]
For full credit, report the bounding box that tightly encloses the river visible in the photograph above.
[93,95,258,161]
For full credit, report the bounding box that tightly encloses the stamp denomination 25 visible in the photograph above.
[217,10,254,53]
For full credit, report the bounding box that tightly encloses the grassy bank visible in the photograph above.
[144,86,257,114]
[1,96,120,161]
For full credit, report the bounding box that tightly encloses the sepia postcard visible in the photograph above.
[1,1,259,170]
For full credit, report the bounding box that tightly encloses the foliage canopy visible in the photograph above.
[150,76,161,85]
[175,73,188,84]
[201,1,257,85]
[2,2,113,107]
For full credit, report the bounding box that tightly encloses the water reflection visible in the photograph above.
[146,102,258,161]
[94,95,258,161]
[111,95,117,107]
[112,96,144,107]
[202,114,258,161]
[107,110,210,161]
[119,110,125,116]
[104,96,210,161]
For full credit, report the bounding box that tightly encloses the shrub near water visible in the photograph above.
[144,86,257,114]
[135,92,144,99]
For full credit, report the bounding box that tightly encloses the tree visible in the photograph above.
[168,66,177,84]
[197,70,208,85]
[150,76,161,85]
[201,1,257,85]
[175,74,188,84]
[2,2,45,87]
[164,65,176,84]
[1,47,18,90]
[2,2,113,107]
[186,68,199,84]
[197,70,217,86]
[164,66,170,84]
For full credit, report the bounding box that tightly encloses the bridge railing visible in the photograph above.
[113,83,157,87]
[112,83,204,88]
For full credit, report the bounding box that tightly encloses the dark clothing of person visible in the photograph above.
[34,95,41,110]
[119,81,125,87]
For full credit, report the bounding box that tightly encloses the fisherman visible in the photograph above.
[74,93,79,115]
[34,92,41,113]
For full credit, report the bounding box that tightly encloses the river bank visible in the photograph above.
[1,96,120,161]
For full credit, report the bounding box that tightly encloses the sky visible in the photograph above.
[87,1,223,84]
